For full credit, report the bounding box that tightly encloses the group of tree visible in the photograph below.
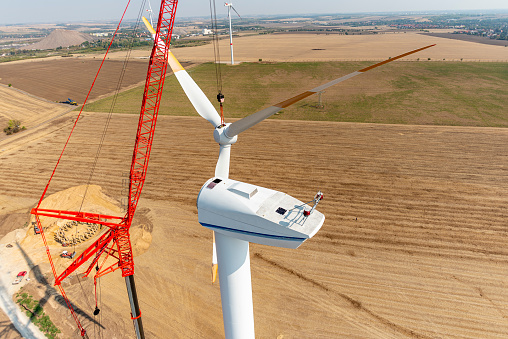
[3,119,25,135]
[16,291,61,339]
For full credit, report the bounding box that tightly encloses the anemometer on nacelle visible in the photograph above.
[197,177,325,249]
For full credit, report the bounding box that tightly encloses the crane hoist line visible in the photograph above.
[30,1,179,338]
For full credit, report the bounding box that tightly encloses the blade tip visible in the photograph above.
[211,264,218,283]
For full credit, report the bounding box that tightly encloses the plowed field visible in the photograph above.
[0,58,191,104]
[0,113,507,338]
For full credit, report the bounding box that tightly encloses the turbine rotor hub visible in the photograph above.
[214,123,238,145]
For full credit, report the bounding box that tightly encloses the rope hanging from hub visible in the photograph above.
[209,0,225,126]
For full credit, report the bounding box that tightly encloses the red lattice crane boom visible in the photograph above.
[30,1,179,338]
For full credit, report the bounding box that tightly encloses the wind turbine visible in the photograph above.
[224,2,241,65]
[143,17,434,338]
[146,0,154,27]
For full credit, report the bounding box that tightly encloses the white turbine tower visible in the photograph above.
[224,2,241,65]
[142,17,435,338]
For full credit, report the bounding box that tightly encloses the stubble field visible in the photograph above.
[1,113,507,338]
[0,31,507,338]
[170,31,508,63]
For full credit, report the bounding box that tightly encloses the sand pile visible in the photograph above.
[33,185,121,239]
[20,29,96,50]
[35,185,121,220]
[32,185,152,256]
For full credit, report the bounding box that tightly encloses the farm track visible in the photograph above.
[0,113,507,337]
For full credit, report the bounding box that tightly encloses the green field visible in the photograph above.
[83,61,508,127]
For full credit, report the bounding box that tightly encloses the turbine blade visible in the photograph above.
[225,44,436,137]
[142,17,222,127]
[231,6,241,18]
[215,144,231,178]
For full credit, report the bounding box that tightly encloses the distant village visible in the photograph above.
[1,11,507,61]
[390,23,506,40]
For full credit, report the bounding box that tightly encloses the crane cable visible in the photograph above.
[78,0,150,214]
[32,1,134,337]
[93,264,103,339]
[209,0,225,125]
[80,1,151,337]
[48,0,149,336]
[34,1,134,214]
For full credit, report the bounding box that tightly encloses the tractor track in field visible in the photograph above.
[0,114,507,338]
[254,252,431,339]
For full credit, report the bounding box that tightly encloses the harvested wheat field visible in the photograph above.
[0,110,507,338]
[170,32,508,63]
[0,85,74,143]
[86,31,508,63]
[0,25,507,339]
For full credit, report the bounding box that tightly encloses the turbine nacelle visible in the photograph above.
[197,177,325,249]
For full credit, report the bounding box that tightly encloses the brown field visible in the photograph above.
[0,112,507,338]
[0,85,73,143]
[0,58,154,104]
[170,32,508,63]
[79,31,508,63]
[0,30,507,338]
[422,33,508,47]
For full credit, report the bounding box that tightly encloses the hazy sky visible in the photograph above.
[1,0,508,25]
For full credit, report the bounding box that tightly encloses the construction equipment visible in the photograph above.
[60,250,76,259]
[12,271,27,285]
[30,1,179,338]
[60,98,78,106]
[32,222,41,235]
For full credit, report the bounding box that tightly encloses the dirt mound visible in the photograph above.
[35,185,121,220]
[30,185,152,253]
[20,29,95,50]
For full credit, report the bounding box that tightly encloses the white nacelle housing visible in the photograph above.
[197,178,325,249]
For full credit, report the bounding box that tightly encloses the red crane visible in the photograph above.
[30,1,179,338]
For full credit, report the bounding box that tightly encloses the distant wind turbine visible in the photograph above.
[146,0,154,27]
[224,2,241,65]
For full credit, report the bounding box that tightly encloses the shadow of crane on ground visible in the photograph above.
[15,242,105,331]
[0,276,42,338]
[0,319,23,338]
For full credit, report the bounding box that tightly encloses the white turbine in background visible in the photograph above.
[224,2,241,65]
[146,0,154,28]
[143,17,434,339]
